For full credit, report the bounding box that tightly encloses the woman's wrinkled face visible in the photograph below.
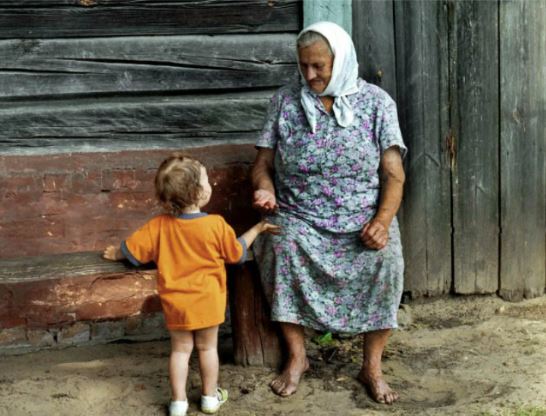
[298,40,334,94]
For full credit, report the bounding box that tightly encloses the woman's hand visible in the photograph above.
[253,189,278,214]
[360,219,389,250]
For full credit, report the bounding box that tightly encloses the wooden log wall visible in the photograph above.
[353,0,545,299]
[0,0,302,154]
[0,0,302,257]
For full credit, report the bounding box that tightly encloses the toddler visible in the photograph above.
[103,153,278,416]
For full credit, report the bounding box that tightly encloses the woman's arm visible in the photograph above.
[360,146,405,250]
[251,148,278,213]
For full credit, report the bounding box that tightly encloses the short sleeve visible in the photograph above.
[218,218,246,264]
[256,90,283,149]
[375,95,407,158]
[121,219,159,266]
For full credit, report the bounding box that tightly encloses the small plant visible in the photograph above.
[513,407,546,416]
[313,332,335,347]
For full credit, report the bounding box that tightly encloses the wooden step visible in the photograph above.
[0,251,160,330]
[0,251,282,366]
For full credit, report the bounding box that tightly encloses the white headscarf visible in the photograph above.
[297,21,359,133]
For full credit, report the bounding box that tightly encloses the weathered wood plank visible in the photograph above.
[305,0,351,33]
[228,260,282,368]
[352,0,397,99]
[395,1,451,297]
[0,34,298,99]
[499,0,546,300]
[0,145,258,258]
[0,251,152,283]
[0,91,273,154]
[0,0,302,38]
[450,1,499,294]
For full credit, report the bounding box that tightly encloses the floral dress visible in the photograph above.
[253,79,407,334]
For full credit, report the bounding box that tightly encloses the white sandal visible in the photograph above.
[201,387,228,414]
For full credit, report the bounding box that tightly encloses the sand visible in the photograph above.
[0,295,545,416]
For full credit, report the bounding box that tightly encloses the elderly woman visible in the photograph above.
[251,22,406,404]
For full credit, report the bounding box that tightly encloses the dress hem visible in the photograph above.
[270,314,398,334]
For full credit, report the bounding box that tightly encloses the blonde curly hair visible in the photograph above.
[154,153,204,216]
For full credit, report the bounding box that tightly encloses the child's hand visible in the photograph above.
[103,245,124,261]
[259,221,281,234]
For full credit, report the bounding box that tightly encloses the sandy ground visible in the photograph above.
[0,295,545,416]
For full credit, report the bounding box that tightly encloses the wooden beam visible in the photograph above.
[0,34,298,99]
[228,260,282,368]
[0,0,302,38]
[0,91,273,154]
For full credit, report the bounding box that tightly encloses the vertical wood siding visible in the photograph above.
[499,0,546,300]
[394,1,451,297]
[450,1,499,294]
[352,0,397,99]
[353,0,545,298]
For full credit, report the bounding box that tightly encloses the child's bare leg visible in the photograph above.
[194,325,220,396]
[169,330,194,401]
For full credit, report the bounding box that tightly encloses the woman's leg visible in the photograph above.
[270,322,309,397]
[169,330,194,401]
[358,328,399,404]
[194,325,220,396]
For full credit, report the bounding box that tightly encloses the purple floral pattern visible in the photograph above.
[253,79,407,333]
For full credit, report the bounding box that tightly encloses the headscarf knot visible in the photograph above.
[298,21,359,133]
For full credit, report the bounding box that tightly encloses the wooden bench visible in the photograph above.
[0,251,282,366]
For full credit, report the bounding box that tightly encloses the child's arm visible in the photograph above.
[239,220,280,249]
[103,245,126,261]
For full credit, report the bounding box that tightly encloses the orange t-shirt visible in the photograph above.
[122,213,246,330]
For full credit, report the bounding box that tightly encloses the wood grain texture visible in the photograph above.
[450,1,499,294]
[395,1,451,297]
[0,0,302,38]
[0,34,298,98]
[0,91,274,154]
[352,0,397,99]
[499,0,546,300]
[228,261,282,368]
[0,251,152,283]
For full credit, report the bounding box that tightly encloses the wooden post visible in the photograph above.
[227,259,283,368]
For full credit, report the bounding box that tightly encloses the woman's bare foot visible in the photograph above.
[270,356,309,397]
[357,370,399,404]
